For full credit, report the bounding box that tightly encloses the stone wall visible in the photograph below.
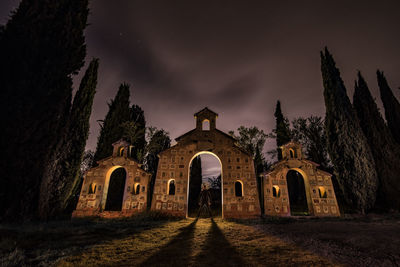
[151,128,261,219]
[72,155,151,218]
[263,142,340,217]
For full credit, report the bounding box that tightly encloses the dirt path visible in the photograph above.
[57,218,337,266]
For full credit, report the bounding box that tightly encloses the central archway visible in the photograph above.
[187,151,222,217]
[151,107,261,219]
[186,151,224,218]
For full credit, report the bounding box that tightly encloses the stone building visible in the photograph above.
[151,107,261,218]
[263,141,340,217]
[72,140,151,218]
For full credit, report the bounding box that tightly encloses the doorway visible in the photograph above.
[105,167,126,211]
[187,152,222,217]
[286,169,309,215]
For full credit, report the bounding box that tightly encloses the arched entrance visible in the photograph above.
[286,169,309,215]
[151,107,261,219]
[104,167,127,211]
[263,142,340,217]
[187,152,222,217]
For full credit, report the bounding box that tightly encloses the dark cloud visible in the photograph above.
[1,0,400,159]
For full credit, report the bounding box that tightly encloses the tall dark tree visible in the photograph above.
[207,175,222,214]
[121,121,146,162]
[145,128,171,208]
[254,146,265,178]
[273,101,292,160]
[377,71,400,145]
[229,126,267,157]
[321,48,377,213]
[129,105,146,161]
[0,0,89,221]
[39,59,99,219]
[353,72,400,211]
[188,156,202,212]
[64,150,95,215]
[93,84,131,163]
[291,116,330,170]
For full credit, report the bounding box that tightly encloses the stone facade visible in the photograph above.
[263,142,340,217]
[72,109,340,219]
[72,140,151,218]
[151,107,261,218]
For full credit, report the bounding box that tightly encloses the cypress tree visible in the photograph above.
[93,84,131,163]
[39,59,99,219]
[129,104,146,161]
[254,146,265,178]
[377,71,400,145]
[274,100,291,160]
[0,0,88,221]
[291,116,330,170]
[189,156,202,212]
[145,129,171,208]
[321,48,377,213]
[353,72,400,211]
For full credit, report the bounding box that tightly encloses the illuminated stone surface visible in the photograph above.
[151,107,261,218]
[263,141,340,217]
[72,139,151,218]
[73,109,339,219]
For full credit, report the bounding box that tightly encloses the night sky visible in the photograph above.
[1,1,400,177]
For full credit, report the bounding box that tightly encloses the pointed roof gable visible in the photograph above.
[112,139,130,147]
[194,107,218,117]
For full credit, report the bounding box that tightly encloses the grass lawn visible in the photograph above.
[1,213,399,266]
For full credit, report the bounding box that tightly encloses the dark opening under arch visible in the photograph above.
[272,185,280,198]
[132,183,140,195]
[105,167,126,211]
[286,170,308,215]
[168,180,176,195]
[188,153,222,217]
[235,181,243,197]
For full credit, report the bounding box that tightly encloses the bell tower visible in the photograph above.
[194,107,218,131]
[112,139,131,157]
[280,141,303,160]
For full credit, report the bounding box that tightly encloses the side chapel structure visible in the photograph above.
[263,141,340,217]
[72,140,151,218]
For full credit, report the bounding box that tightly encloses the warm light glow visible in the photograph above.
[133,183,140,195]
[272,185,280,197]
[318,186,327,198]
[88,183,97,194]
[118,146,125,156]
[289,148,295,158]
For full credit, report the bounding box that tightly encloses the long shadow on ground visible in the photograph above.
[0,215,171,266]
[139,219,197,266]
[194,219,247,266]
